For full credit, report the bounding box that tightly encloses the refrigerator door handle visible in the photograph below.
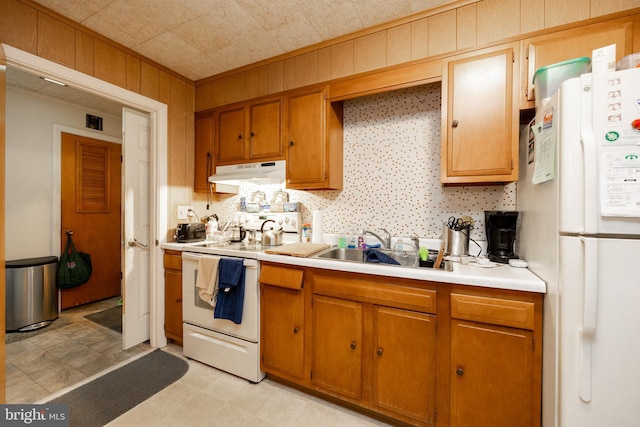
[580,77,598,234]
[578,237,598,402]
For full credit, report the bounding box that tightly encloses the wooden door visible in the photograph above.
[216,105,245,164]
[372,306,437,424]
[287,88,326,187]
[249,97,283,160]
[260,285,305,379]
[163,251,182,343]
[450,320,534,427]
[521,19,634,109]
[311,295,362,400]
[61,132,121,309]
[442,45,517,184]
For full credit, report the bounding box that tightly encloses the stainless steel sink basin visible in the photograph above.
[313,247,434,269]
[315,247,366,262]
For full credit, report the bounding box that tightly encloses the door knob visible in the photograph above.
[127,238,148,249]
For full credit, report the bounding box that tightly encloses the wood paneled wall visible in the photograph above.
[0,0,196,229]
[0,45,7,404]
[195,0,640,111]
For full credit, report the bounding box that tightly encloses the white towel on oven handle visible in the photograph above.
[196,255,220,307]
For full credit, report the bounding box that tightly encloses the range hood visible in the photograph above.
[208,160,286,186]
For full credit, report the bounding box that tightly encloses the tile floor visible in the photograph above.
[6,299,393,426]
[5,297,149,404]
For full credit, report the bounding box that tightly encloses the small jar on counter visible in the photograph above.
[302,223,312,243]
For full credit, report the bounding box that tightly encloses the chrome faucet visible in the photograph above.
[410,234,421,253]
[363,228,391,249]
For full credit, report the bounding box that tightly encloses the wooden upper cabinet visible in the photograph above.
[215,96,284,165]
[216,105,246,164]
[286,86,343,190]
[194,112,214,193]
[441,43,519,184]
[520,17,636,110]
[249,97,284,160]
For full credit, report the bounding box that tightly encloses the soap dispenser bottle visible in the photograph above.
[347,229,357,249]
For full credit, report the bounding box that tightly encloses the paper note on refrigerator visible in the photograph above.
[532,106,557,184]
[600,151,640,217]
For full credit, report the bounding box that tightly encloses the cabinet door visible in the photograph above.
[521,18,634,109]
[441,45,518,184]
[260,285,305,379]
[311,295,362,400]
[194,113,214,193]
[450,320,534,427]
[216,105,246,164]
[287,88,327,187]
[372,307,436,424]
[163,268,183,343]
[249,98,283,160]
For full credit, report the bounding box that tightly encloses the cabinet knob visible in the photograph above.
[456,367,464,376]
[250,132,255,137]
[289,140,294,147]
[350,341,357,350]
[376,347,384,356]
[293,327,299,334]
[452,120,459,128]
[237,134,243,140]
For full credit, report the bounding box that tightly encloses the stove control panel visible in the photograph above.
[235,212,302,234]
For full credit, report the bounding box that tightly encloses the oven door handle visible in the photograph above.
[181,251,258,269]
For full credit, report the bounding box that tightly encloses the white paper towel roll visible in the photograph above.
[311,210,324,244]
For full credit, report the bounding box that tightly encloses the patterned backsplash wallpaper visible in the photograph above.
[201,83,517,242]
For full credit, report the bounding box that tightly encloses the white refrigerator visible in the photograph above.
[518,67,640,427]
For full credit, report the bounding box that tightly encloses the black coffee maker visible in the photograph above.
[485,211,519,264]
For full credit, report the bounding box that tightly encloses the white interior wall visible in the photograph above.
[5,85,122,260]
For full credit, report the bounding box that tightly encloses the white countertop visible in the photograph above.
[161,241,546,293]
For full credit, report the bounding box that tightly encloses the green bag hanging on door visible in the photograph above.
[57,233,93,289]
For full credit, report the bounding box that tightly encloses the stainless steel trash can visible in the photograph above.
[6,256,59,332]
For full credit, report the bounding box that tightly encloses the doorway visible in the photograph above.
[4,44,169,349]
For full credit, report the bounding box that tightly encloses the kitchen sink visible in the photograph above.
[315,247,366,262]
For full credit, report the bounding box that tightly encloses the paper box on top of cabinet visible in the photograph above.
[592,44,616,74]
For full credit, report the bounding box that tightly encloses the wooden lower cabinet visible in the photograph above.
[258,263,542,427]
[311,296,436,424]
[372,306,436,423]
[311,295,363,400]
[259,264,305,381]
[163,250,183,344]
[450,320,534,427]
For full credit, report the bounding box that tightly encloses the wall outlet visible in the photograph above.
[177,205,191,220]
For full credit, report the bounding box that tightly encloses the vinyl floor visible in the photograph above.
[5,299,392,426]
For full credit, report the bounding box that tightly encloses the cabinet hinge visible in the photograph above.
[512,51,515,63]
[511,158,514,170]
[434,409,437,423]
[532,337,535,351]
[435,320,438,334]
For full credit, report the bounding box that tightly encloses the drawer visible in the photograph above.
[259,264,304,290]
[163,253,182,270]
[313,273,436,314]
[451,293,535,330]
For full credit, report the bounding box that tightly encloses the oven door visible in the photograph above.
[181,251,259,342]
